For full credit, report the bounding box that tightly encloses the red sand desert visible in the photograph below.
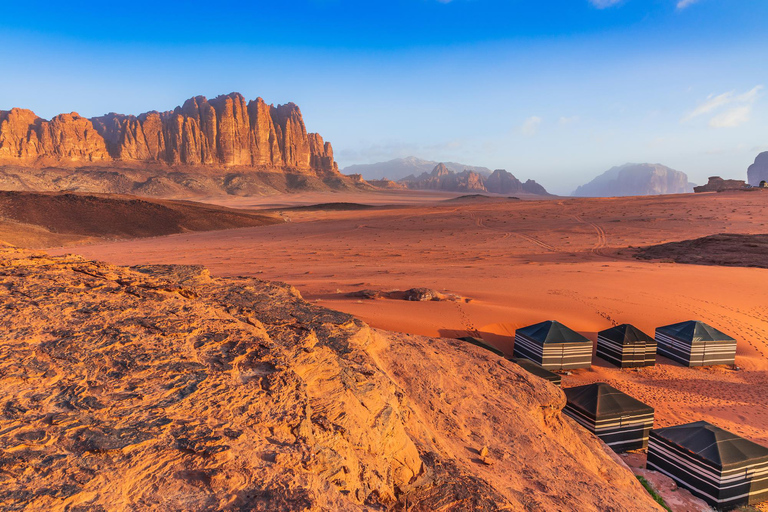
[56,189,768,450]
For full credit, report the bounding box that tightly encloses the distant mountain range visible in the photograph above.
[343,157,492,181]
[380,163,549,195]
[572,163,694,197]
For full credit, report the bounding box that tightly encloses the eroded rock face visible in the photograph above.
[0,250,663,511]
[748,152,768,186]
[0,93,337,174]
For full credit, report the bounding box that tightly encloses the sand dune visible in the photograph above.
[0,191,281,248]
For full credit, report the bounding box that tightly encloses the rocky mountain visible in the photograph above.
[572,163,692,197]
[747,151,768,186]
[0,248,663,511]
[0,93,362,198]
[343,156,492,181]
[693,176,746,193]
[397,163,549,195]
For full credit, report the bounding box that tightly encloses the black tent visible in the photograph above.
[597,324,656,368]
[513,320,592,370]
[508,357,561,387]
[563,383,654,452]
[458,336,504,357]
[647,421,768,509]
[655,321,736,367]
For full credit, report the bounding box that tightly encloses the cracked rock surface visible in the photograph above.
[0,250,661,511]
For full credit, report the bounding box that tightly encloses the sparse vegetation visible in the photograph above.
[636,476,672,512]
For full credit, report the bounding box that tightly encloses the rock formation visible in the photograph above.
[573,163,691,197]
[693,176,746,193]
[0,93,337,174]
[399,163,548,195]
[484,168,548,195]
[747,152,768,186]
[0,249,664,511]
[343,156,492,181]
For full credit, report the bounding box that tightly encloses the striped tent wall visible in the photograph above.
[596,334,646,368]
[644,338,657,366]
[647,432,768,509]
[513,333,592,370]
[655,331,736,367]
[563,404,654,452]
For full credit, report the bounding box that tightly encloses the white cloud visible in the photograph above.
[559,116,580,125]
[520,116,542,136]
[589,0,621,8]
[709,106,752,128]
[677,0,700,9]
[682,85,763,128]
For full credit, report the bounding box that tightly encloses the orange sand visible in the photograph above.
[54,190,768,445]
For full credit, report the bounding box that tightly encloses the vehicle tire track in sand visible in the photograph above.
[641,291,768,360]
[468,211,557,252]
[569,214,608,255]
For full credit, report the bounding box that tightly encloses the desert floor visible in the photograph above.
[54,189,768,446]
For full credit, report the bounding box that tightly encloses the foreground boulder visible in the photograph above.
[0,250,662,511]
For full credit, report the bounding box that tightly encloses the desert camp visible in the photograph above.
[597,324,657,368]
[647,421,768,509]
[513,320,593,370]
[563,382,655,452]
[655,321,737,367]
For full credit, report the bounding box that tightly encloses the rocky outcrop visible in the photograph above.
[0,249,664,511]
[573,163,691,197]
[366,178,407,190]
[0,93,337,174]
[0,110,110,164]
[484,168,549,195]
[747,152,768,186]
[343,156,492,181]
[399,164,549,195]
[693,176,747,193]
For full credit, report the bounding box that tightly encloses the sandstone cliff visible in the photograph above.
[748,151,768,186]
[0,93,338,174]
[0,250,663,511]
[573,163,692,197]
[397,163,548,195]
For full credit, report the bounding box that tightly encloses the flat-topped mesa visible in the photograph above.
[0,93,338,174]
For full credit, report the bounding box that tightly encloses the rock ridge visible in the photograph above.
[0,93,337,175]
[396,164,548,195]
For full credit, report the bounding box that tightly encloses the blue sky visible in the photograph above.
[1,0,766,194]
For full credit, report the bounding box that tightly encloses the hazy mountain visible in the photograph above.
[572,163,692,197]
[747,151,768,186]
[342,156,492,181]
[397,163,549,195]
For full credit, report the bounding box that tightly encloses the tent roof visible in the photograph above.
[656,321,735,343]
[564,383,653,417]
[516,320,590,344]
[599,324,654,345]
[653,421,768,468]
[509,358,561,383]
